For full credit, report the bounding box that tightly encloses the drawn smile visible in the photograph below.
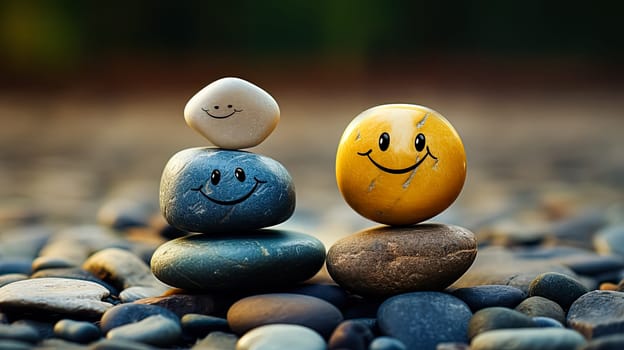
[201,108,243,119]
[357,146,438,174]
[192,177,267,205]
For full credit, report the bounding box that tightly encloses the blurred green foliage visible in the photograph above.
[0,0,622,71]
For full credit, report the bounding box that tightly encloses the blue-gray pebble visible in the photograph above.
[54,319,101,343]
[468,307,536,340]
[151,230,325,291]
[528,272,589,310]
[160,148,295,233]
[369,336,407,350]
[100,303,179,334]
[377,292,472,350]
[452,285,526,312]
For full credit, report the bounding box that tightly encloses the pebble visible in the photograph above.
[191,331,237,350]
[326,224,476,296]
[89,337,159,350]
[83,248,169,301]
[227,293,343,338]
[328,320,374,350]
[594,224,624,256]
[31,267,118,295]
[0,277,112,319]
[470,328,587,350]
[377,292,472,350]
[532,316,565,328]
[0,274,27,288]
[436,343,470,350]
[567,290,624,339]
[451,285,526,312]
[151,230,325,291]
[106,314,181,347]
[236,324,325,350]
[528,272,589,310]
[369,336,407,350]
[335,104,466,225]
[181,314,229,338]
[99,303,179,334]
[0,323,40,343]
[515,296,566,324]
[159,147,295,233]
[580,334,624,350]
[134,294,215,318]
[467,307,536,340]
[184,77,280,149]
[54,319,101,343]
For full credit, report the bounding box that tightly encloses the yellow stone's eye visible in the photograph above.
[379,132,390,151]
[335,104,466,226]
[415,133,426,152]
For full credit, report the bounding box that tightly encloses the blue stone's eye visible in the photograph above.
[415,133,426,152]
[379,132,390,151]
[235,168,246,182]
[211,170,221,185]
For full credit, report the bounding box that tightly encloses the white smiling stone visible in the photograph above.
[184,77,280,149]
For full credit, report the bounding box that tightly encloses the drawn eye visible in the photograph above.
[235,168,246,182]
[228,105,233,108]
[211,169,221,185]
[378,132,390,151]
[415,133,426,152]
[214,105,219,109]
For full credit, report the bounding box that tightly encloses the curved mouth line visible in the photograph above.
[191,177,267,205]
[357,146,438,174]
[201,108,243,119]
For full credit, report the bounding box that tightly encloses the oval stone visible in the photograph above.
[568,290,624,339]
[528,272,589,310]
[54,319,101,344]
[377,292,472,350]
[326,224,477,296]
[107,315,181,347]
[151,230,325,291]
[160,148,295,233]
[468,307,536,340]
[227,293,343,338]
[236,324,325,350]
[515,296,566,325]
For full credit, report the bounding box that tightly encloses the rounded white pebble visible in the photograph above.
[236,324,326,350]
[184,77,280,149]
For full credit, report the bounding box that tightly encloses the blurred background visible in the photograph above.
[1,1,623,241]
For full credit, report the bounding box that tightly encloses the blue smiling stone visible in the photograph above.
[160,147,295,233]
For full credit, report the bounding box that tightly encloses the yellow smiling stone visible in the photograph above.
[336,104,466,225]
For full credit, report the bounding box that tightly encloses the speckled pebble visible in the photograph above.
[567,290,624,339]
[470,328,586,350]
[528,272,589,310]
[106,315,181,347]
[151,231,325,291]
[54,319,101,343]
[227,293,343,338]
[327,224,477,297]
[377,292,472,350]
[159,148,295,233]
[236,324,325,350]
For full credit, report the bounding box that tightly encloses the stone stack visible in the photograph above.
[151,77,326,292]
[327,104,478,297]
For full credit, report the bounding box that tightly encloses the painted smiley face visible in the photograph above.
[335,104,466,226]
[184,77,280,149]
[192,167,267,205]
[201,104,243,119]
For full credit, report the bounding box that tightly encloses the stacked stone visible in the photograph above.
[151,77,326,292]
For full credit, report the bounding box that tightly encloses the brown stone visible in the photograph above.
[326,223,477,297]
